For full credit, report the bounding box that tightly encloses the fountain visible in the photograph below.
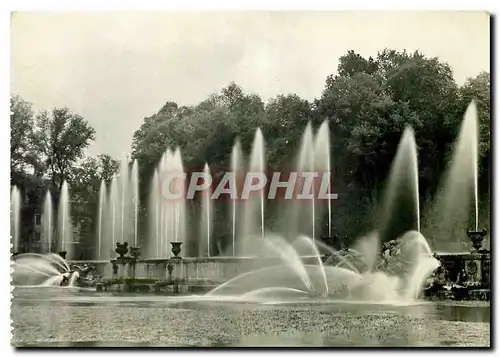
[148,169,160,258]
[314,121,333,238]
[10,185,21,254]
[131,160,139,247]
[42,191,53,253]
[379,126,420,244]
[13,101,489,302]
[230,140,243,256]
[425,101,483,251]
[119,158,131,244]
[206,232,438,302]
[12,253,79,287]
[108,175,119,257]
[199,163,212,257]
[241,128,266,241]
[145,148,187,258]
[97,180,106,260]
[57,181,72,260]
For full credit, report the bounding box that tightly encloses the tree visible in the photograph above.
[458,72,490,158]
[264,94,312,166]
[34,107,96,190]
[10,96,40,177]
[337,50,379,78]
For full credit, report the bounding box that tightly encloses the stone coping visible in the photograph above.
[66,251,490,265]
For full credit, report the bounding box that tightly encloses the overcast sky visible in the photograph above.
[11,11,490,159]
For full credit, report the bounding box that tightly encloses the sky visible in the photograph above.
[10,11,490,159]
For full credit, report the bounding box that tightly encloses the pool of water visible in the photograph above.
[11,286,491,347]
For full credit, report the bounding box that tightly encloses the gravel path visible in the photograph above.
[11,303,490,347]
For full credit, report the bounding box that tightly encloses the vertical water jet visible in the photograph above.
[242,128,266,240]
[42,191,53,253]
[201,163,212,256]
[230,139,243,256]
[379,126,420,243]
[131,160,139,246]
[11,186,21,253]
[97,180,106,259]
[109,175,119,252]
[314,120,332,237]
[58,181,71,258]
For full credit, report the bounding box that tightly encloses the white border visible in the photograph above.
[3,1,498,356]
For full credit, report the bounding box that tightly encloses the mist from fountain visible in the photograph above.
[11,186,21,253]
[42,191,53,253]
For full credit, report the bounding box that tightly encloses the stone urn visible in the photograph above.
[115,242,129,259]
[466,228,487,251]
[129,246,140,259]
[58,251,67,260]
[170,242,182,259]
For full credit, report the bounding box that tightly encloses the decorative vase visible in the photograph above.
[58,251,67,260]
[129,246,140,259]
[170,242,182,259]
[466,229,487,251]
[115,242,129,259]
